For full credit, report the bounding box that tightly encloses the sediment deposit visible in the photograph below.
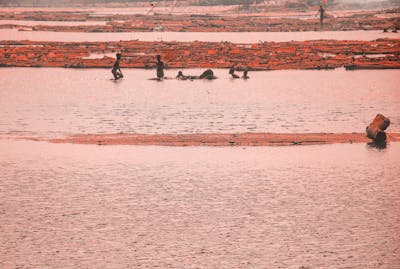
[1,39,399,70]
[1,9,399,32]
[38,132,400,146]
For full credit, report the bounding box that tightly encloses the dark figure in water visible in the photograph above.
[318,5,325,30]
[176,71,187,80]
[242,70,249,79]
[199,69,215,80]
[177,69,216,80]
[176,71,195,80]
[229,66,240,79]
[112,53,123,80]
[156,55,165,80]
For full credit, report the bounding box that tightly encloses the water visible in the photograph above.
[1,29,398,43]
[0,68,399,137]
[0,19,107,26]
[1,139,399,268]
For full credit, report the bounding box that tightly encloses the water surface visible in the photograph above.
[0,68,399,137]
[1,29,398,43]
[0,19,107,26]
[1,140,399,268]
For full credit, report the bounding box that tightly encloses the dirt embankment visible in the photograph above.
[1,39,399,70]
[42,133,400,146]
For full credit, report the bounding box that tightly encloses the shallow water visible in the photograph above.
[1,140,399,268]
[1,28,398,43]
[0,19,107,26]
[0,68,399,137]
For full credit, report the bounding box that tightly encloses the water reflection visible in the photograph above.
[367,140,387,149]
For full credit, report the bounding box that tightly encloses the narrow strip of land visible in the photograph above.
[40,132,400,146]
[0,9,399,32]
[1,39,400,70]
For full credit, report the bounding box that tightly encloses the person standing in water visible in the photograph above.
[318,5,325,30]
[242,69,249,79]
[156,55,165,80]
[229,66,240,79]
[112,53,123,80]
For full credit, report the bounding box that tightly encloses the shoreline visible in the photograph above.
[16,132,400,146]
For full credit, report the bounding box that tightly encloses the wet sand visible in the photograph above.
[42,132,400,146]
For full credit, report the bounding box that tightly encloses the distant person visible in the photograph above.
[176,70,194,80]
[176,70,187,80]
[177,69,215,80]
[242,70,249,79]
[156,55,165,80]
[318,5,325,30]
[111,53,123,80]
[229,66,240,79]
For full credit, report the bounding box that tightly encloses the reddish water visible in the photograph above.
[0,19,107,26]
[1,140,399,268]
[0,68,399,137]
[1,28,398,43]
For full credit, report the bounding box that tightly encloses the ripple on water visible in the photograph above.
[0,141,399,268]
[0,68,399,137]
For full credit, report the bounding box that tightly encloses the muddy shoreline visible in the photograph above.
[23,132,400,146]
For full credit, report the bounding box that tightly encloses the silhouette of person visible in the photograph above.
[156,55,165,80]
[199,69,215,79]
[176,70,190,80]
[242,70,249,79]
[318,5,325,30]
[229,66,240,78]
[112,53,123,80]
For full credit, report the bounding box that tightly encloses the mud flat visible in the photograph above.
[38,132,400,146]
[1,39,399,70]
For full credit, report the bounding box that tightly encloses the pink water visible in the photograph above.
[0,19,107,26]
[1,140,399,268]
[1,28,399,43]
[0,68,399,137]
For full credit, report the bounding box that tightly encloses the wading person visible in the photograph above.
[199,69,215,80]
[318,5,325,30]
[111,53,123,80]
[229,66,240,79]
[242,69,249,79]
[156,55,165,80]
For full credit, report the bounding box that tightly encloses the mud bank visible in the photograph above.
[1,39,399,70]
[1,9,399,32]
[36,133,400,146]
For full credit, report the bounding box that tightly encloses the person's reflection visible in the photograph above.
[367,141,387,149]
